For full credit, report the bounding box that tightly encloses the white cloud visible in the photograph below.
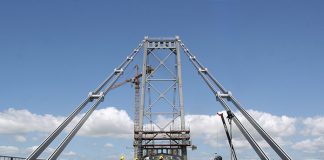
[292,115,324,157]
[26,145,39,153]
[301,117,324,136]
[0,108,295,141]
[104,143,114,148]
[25,145,55,153]
[0,107,133,138]
[15,135,27,142]
[237,110,296,137]
[293,137,324,153]
[0,108,64,134]
[1,107,324,159]
[186,109,297,149]
[77,107,133,137]
[0,145,19,154]
[62,151,77,156]
[25,146,56,158]
[185,114,222,147]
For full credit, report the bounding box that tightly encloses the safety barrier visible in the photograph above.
[0,155,44,160]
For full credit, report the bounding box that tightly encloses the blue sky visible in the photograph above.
[0,0,323,159]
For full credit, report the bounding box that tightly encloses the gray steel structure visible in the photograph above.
[179,40,291,160]
[25,39,145,160]
[134,36,190,160]
[25,36,291,160]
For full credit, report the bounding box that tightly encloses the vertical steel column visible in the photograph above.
[176,39,187,160]
[176,39,185,131]
[139,38,148,132]
[136,38,148,159]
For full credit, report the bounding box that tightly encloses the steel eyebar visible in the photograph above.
[93,72,115,94]
[94,41,144,94]
[103,73,124,95]
[103,50,140,95]
[229,95,292,160]
[179,42,205,69]
[185,50,218,94]
[180,38,290,159]
[48,96,104,160]
[29,41,144,160]
[26,97,91,160]
[205,72,227,94]
[180,43,218,95]
[48,43,142,159]
[180,46,203,73]
[179,41,228,94]
[199,72,218,95]
[179,40,270,160]
[217,98,270,160]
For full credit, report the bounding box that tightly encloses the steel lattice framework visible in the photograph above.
[26,36,291,160]
[134,37,190,160]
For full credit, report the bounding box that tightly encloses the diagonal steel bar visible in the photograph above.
[217,96,269,160]
[48,44,141,160]
[26,40,143,160]
[146,81,177,109]
[150,51,176,78]
[179,40,270,160]
[229,95,292,160]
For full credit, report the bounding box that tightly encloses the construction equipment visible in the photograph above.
[109,65,141,90]
[213,153,222,160]
[217,112,237,160]
[109,65,153,131]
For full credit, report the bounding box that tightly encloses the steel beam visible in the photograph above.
[176,40,187,160]
[217,97,269,160]
[26,97,90,160]
[176,40,185,131]
[178,48,269,159]
[139,39,148,131]
[179,41,227,93]
[135,39,149,159]
[179,39,292,159]
[48,63,131,159]
[26,40,143,160]
[47,42,141,159]
[48,96,103,160]
[230,96,292,160]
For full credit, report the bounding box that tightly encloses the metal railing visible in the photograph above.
[0,156,25,160]
[0,155,44,160]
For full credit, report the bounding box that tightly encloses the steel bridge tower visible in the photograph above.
[134,36,190,160]
[25,36,291,160]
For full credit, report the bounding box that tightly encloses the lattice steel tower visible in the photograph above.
[134,36,190,160]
